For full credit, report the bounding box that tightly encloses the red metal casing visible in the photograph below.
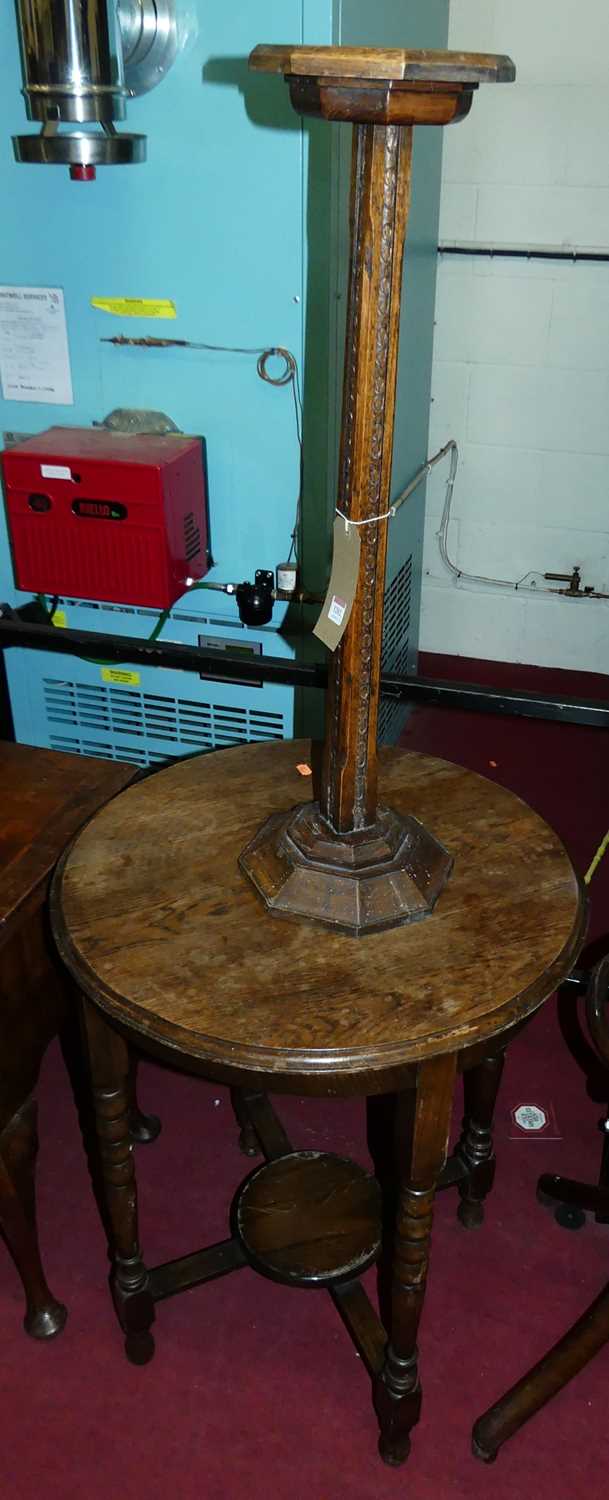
[1,426,209,609]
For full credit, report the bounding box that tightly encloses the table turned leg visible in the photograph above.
[230,1087,261,1158]
[127,1051,162,1146]
[374,1053,457,1466]
[81,999,155,1365]
[454,1049,505,1229]
[0,1098,67,1338]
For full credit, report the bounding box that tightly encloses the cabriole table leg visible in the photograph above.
[0,1098,67,1338]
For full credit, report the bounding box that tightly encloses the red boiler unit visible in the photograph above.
[1,427,209,610]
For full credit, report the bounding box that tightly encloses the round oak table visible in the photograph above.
[51,741,585,1467]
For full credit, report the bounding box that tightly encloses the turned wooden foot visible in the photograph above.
[230,1088,261,1157]
[453,1050,505,1229]
[374,1054,456,1465]
[127,1053,161,1145]
[0,1098,67,1338]
[81,1000,155,1362]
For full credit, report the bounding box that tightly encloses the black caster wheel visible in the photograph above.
[554,1203,586,1231]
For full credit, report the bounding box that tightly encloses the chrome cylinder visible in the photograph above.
[14,0,128,124]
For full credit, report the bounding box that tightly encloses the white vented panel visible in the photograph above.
[43,677,285,767]
[378,555,412,744]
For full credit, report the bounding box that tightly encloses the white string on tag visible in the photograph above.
[336,504,396,534]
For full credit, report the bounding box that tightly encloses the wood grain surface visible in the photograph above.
[249,46,516,84]
[52,742,585,1089]
[235,1151,382,1286]
[0,741,137,1337]
[0,742,137,944]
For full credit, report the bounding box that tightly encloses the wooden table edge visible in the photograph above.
[50,847,587,1092]
[248,45,516,84]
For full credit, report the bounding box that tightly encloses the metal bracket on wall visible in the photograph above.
[118,0,178,96]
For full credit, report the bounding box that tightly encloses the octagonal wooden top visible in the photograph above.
[52,741,584,1096]
[249,45,516,85]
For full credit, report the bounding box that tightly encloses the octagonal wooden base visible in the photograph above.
[239,800,453,936]
[234,1151,382,1287]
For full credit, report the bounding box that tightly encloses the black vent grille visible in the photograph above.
[184,511,201,562]
[378,556,412,745]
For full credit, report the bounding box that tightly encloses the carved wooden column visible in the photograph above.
[241,45,515,936]
[320,119,412,837]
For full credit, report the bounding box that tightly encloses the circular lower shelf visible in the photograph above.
[234,1150,382,1288]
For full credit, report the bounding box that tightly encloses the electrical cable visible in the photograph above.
[32,578,249,670]
[34,592,177,666]
[102,335,304,566]
[437,445,577,593]
[256,346,303,564]
[36,592,59,621]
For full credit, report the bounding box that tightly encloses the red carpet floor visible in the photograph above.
[2,654,609,1500]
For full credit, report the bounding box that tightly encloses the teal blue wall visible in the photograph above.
[0,0,447,616]
[0,2,313,610]
[0,0,448,753]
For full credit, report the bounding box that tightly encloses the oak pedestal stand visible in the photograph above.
[240,44,515,937]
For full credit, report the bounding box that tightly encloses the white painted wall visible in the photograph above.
[421,0,609,670]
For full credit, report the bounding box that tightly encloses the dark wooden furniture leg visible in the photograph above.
[537,962,609,1229]
[471,956,609,1457]
[453,1049,506,1229]
[127,1052,162,1146]
[81,999,155,1365]
[230,1087,261,1158]
[0,742,137,1335]
[472,1285,609,1461]
[374,1053,457,1466]
[0,1098,67,1338]
[595,1108,609,1220]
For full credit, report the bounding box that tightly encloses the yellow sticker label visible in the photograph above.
[91,297,177,319]
[100,667,141,687]
[52,610,68,629]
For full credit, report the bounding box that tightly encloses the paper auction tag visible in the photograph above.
[313,516,361,651]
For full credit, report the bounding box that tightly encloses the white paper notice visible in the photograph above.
[0,286,73,405]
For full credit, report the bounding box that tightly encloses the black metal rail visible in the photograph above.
[1,616,608,730]
[438,244,609,264]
